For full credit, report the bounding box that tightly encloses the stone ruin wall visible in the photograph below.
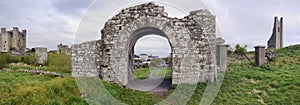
[268,17,283,49]
[72,2,216,86]
[35,47,48,65]
[57,43,71,55]
[72,40,102,77]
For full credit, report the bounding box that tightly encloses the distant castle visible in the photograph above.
[57,43,71,55]
[0,27,26,55]
[267,17,283,49]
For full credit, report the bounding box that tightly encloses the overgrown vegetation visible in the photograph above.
[47,54,71,73]
[0,72,87,105]
[0,53,71,73]
[0,53,22,69]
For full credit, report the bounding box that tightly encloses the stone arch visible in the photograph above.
[127,27,172,79]
[72,2,217,86]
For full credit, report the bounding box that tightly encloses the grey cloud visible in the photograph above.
[0,0,93,50]
[51,0,94,16]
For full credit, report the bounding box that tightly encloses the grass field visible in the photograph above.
[152,67,172,80]
[134,67,172,80]
[0,72,87,105]
[0,44,299,104]
[134,68,150,79]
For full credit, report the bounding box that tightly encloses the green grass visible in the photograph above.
[208,44,300,104]
[0,44,299,104]
[0,71,87,105]
[134,67,173,80]
[47,53,72,73]
[102,80,162,104]
[0,70,162,104]
[152,67,172,80]
[0,53,72,73]
[134,68,150,79]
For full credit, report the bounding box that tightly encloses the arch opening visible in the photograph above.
[127,27,173,91]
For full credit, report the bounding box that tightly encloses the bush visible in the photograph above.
[142,63,149,68]
[0,54,7,69]
[48,54,71,73]
[22,56,37,65]
[0,53,22,69]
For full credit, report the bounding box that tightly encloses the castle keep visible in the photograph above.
[0,27,26,55]
[267,17,283,49]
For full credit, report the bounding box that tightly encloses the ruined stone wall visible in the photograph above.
[57,43,71,55]
[184,10,217,82]
[72,2,216,86]
[0,28,3,51]
[1,32,11,52]
[0,36,1,51]
[35,47,47,65]
[20,30,26,54]
[71,40,102,77]
[268,17,283,49]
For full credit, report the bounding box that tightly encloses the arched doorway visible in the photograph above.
[127,27,172,91]
[127,27,171,80]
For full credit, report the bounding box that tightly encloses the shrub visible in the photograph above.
[48,54,71,73]
[0,54,7,69]
[0,53,22,69]
[142,63,149,68]
[22,56,37,65]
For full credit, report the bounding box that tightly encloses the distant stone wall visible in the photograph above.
[35,47,47,65]
[57,43,71,55]
[268,17,283,49]
[71,40,102,77]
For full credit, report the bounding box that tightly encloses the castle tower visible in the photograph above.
[280,17,283,48]
[0,28,11,52]
[267,17,283,49]
[0,27,26,54]
[12,27,19,52]
[20,30,27,55]
[0,28,3,51]
[1,28,6,33]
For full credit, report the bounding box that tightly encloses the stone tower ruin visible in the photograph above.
[0,27,26,55]
[57,43,71,55]
[267,17,283,49]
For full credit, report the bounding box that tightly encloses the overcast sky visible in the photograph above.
[0,0,299,57]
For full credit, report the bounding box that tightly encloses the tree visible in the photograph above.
[31,48,35,52]
[233,44,248,62]
[166,54,172,67]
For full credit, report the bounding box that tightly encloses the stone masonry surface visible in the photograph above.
[268,17,283,49]
[35,47,48,65]
[72,2,217,86]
